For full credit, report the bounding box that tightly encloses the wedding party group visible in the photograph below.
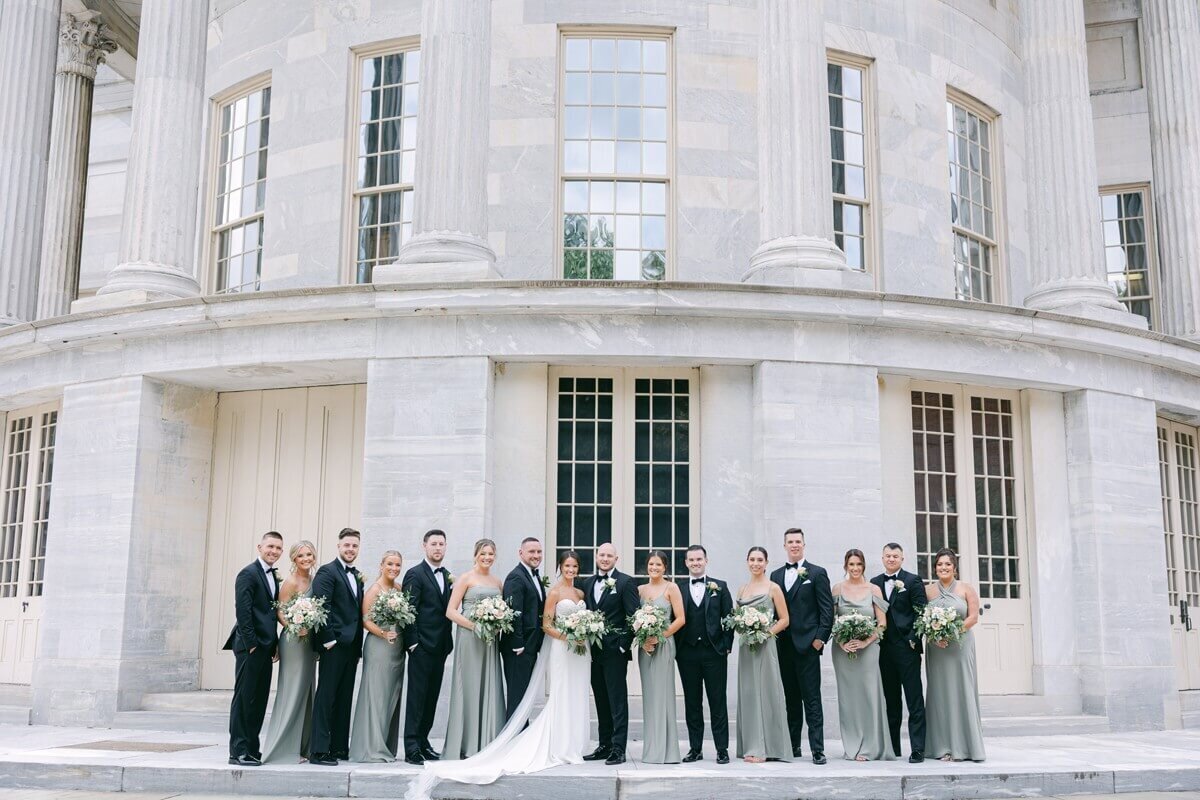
[224,525,985,796]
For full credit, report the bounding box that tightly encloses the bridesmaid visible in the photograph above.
[830,549,895,761]
[735,546,793,763]
[261,540,318,764]
[443,538,507,759]
[924,548,986,762]
[637,550,685,764]
[349,550,407,762]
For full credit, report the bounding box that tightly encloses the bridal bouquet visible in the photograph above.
[832,612,879,659]
[277,594,329,641]
[555,608,607,655]
[629,603,669,649]
[469,595,520,643]
[915,604,965,646]
[368,588,416,636]
[721,604,774,650]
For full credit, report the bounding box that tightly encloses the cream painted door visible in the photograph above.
[1158,420,1200,691]
[200,385,366,690]
[908,383,1033,694]
[0,403,59,685]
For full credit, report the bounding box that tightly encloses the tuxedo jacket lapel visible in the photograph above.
[253,562,274,602]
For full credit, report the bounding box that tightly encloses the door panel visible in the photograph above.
[1158,420,1200,690]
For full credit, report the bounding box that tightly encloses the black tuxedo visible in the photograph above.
[584,569,639,751]
[225,560,279,759]
[501,563,546,719]
[309,558,364,758]
[770,560,834,755]
[872,569,928,755]
[402,561,454,757]
[674,576,733,753]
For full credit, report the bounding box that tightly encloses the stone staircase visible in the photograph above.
[0,684,30,725]
[1182,689,1200,729]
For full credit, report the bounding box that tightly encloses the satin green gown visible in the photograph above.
[925,581,986,761]
[261,594,316,764]
[638,593,680,764]
[443,586,507,760]
[348,622,406,762]
[831,592,895,761]
[735,593,792,761]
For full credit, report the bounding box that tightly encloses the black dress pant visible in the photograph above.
[229,646,273,758]
[590,651,630,751]
[778,638,824,754]
[501,646,537,720]
[880,642,926,755]
[311,642,359,757]
[676,644,729,752]
[404,643,450,755]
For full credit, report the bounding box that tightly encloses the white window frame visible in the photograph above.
[946,89,1005,304]
[827,50,878,279]
[1100,183,1159,331]
[1160,417,1200,622]
[203,73,272,295]
[0,402,59,601]
[555,27,676,282]
[343,37,421,285]
[545,366,699,579]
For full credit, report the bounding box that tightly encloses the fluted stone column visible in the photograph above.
[378,0,498,282]
[745,0,869,291]
[0,0,62,324]
[36,13,116,320]
[73,0,206,312]
[1142,0,1200,339]
[1021,0,1136,326]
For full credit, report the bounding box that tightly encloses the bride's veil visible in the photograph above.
[404,643,552,799]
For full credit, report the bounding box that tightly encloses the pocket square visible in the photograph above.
[802,579,812,585]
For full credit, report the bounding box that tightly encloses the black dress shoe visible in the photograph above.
[420,745,441,761]
[605,749,626,765]
[583,746,611,761]
[404,753,425,765]
[909,751,924,763]
[309,754,338,766]
[332,750,349,760]
[812,752,827,765]
[228,755,261,767]
[681,749,703,763]
[792,745,803,759]
[716,751,730,765]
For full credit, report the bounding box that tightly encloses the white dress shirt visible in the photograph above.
[883,571,900,600]
[338,558,358,596]
[525,563,544,601]
[784,559,806,592]
[427,559,445,593]
[689,575,707,606]
[594,572,611,603]
[258,558,277,596]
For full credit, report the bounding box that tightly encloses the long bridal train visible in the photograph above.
[404,598,591,800]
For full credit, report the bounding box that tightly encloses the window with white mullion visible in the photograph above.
[26,411,55,597]
[911,389,959,581]
[829,59,869,271]
[632,377,691,577]
[970,395,1019,600]
[1159,425,1180,611]
[561,35,670,281]
[0,417,32,599]
[947,99,998,302]
[1176,430,1200,607]
[213,86,271,294]
[353,49,420,284]
[1100,188,1155,328]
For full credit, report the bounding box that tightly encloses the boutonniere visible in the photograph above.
[540,575,551,589]
[797,567,808,581]
[446,574,455,586]
[603,577,616,591]
[891,579,906,593]
[706,581,720,596]
[355,572,365,586]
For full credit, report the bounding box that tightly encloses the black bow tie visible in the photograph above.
[598,573,610,580]
[266,566,278,576]
[785,563,800,570]
[531,568,540,579]
[691,578,707,585]
[345,565,358,575]
[885,574,899,581]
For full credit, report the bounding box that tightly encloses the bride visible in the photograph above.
[405,549,591,799]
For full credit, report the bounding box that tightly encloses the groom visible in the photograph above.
[583,542,639,765]
[872,543,928,763]
[309,527,364,766]
[501,537,546,719]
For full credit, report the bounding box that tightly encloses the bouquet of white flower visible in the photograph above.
[469,595,520,643]
[628,603,669,649]
[368,588,416,636]
[554,608,607,655]
[914,603,965,646]
[831,612,878,660]
[277,594,329,641]
[721,604,774,650]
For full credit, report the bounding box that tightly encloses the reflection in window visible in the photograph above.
[829,60,869,270]
[1100,189,1154,328]
[947,99,997,302]
[561,36,670,280]
[214,86,271,293]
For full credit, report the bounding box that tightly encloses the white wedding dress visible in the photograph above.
[404,598,591,800]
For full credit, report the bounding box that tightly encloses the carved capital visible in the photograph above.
[58,13,117,79]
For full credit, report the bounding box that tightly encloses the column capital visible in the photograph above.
[58,12,116,81]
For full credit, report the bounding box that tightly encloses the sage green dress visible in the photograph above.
[831,592,895,761]
[735,592,792,761]
[638,593,680,764]
[261,599,317,764]
[443,585,506,759]
[925,581,986,761]
[348,618,407,762]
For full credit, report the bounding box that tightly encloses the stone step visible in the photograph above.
[0,705,30,725]
[1182,689,1200,729]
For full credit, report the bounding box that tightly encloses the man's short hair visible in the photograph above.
[338,527,360,540]
[686,544,708,557]
[521,537,541,546]
[883,542,904,552]
[423,529,447,543]
[262,531,283,542]
[783,527,806,541]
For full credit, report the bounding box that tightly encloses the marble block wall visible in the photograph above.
[32,377,216,726]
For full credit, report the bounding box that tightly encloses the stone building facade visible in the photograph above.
[0,0,1197,731]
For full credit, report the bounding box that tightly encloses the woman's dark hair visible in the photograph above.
[557,549,581,570]
[746,546,768,561]
[646,550,669,571]
[933,548,959,573]
[843,548,866,572]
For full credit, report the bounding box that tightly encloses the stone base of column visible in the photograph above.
[378,231,500,283]
[1025,278,1146,329]
[70,261,201,313]
[743,235,873,291]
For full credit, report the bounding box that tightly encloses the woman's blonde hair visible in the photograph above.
[289,540,316,574]
[474,538,497,557]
